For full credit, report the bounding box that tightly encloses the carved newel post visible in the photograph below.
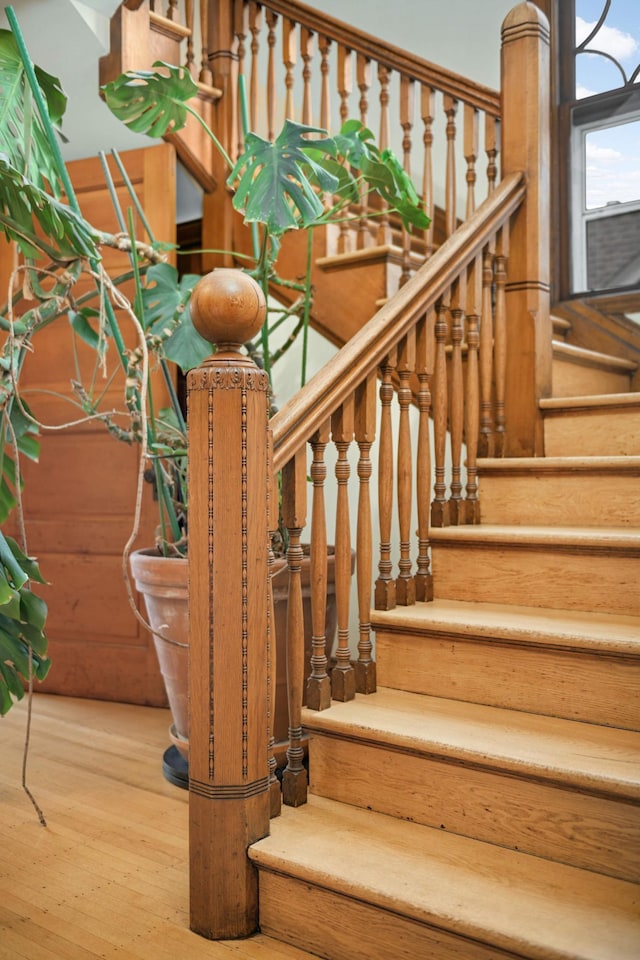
[187,269,270,940]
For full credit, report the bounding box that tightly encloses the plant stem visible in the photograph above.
[301,229,313,387]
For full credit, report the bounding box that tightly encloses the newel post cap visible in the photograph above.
[190,268,267,352]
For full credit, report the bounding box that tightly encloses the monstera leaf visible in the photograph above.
[334,120,431,232]
[0,29,67,198]
[0,531,49,716]
[0,154,101,260]
[227,121,341,236]
[102,62,199,137]
[141,263,212,372]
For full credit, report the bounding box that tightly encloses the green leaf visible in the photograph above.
[0,475,17,524]
[334,120,431,232]
[8,398,40,463]
[228,121,340,236]
[69,307,108,354]
[5,537,47,585]
[162,304,213,372]
[0,29,67,197]
[0,567,19,610]
[102,62,198,137]
[20,589,47,632]
[0,154,102,261]
[0,530,27,589]
[141,264,211,372]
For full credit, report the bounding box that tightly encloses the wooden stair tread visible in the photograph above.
[251,796,640,960]
[540,392,640,411]
[303,688,640,799]
[428,524,640,550]
[552,340,638,372]
[371,598,640,654]
[478,455,640,474]
[316,243,417,271]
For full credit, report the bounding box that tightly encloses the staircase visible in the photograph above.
[249,316,640,959]
[99,3,640,956]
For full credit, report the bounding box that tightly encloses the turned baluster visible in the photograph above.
[376,63,392,244]
[266,464,281,817]
[266,9,278,141]
[464,103,479,219]
[354,374,377,693]
[331,398,356,702]
[415,309,434,600]
[395,331,416,604]
[282,17,297,122]
[198,0,212,86]
[166,0,177,20]
[184,0,195,75]
[478,247,495,458]
[356,53,371,248]
[319,35,332,131]
[465,256,482,524]
[444,94,458,238]
[306,422,331,711]
[375,350,397,610]
[337,44,353,254]
[281,449,308,807]
[431,296,450,527]
[448,275,465,525]
[248,3,262,131]
[300,27,314,126]
[234,0,248,159]
[400,75,415,285]
[421,85,435,255]
[494,225,508,457]
[486,115,500,195]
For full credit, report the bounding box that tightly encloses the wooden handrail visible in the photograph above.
[260,0,501,117]
[271,171,525,471]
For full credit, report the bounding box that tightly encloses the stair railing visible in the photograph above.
[186,0,550,941]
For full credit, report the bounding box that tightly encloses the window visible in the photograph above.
[565,1,640,293]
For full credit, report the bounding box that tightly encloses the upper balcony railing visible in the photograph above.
[139,0,503,275]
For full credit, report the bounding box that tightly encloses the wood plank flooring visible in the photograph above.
[0,694,314,960]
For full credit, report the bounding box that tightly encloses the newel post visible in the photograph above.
[501,2,552,456]
[187,269,271,939]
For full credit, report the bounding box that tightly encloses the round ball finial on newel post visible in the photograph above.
[187,267,272,940]
[190,267,266,359]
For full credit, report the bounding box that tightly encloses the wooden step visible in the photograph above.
[429,525,640,616]
[372,599,640,729]
[251,796,640,960]
[552,341,636,397]
[304,689,640,883]
[477,456,640,526]
[541,393,640,456]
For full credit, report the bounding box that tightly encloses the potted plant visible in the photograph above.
[0,14,429,783]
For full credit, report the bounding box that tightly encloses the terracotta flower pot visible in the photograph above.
[130,546,350,777]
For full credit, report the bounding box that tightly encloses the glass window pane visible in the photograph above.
[586,208,640,289]
[585,119,640,209]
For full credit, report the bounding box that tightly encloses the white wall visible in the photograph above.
[310,0,515,90]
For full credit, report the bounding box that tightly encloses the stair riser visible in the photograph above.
[309,734,640,883]
[259,873,517,960]
[375,633,640,730]
[552,360,631,398]
[478,473,640,526]
[431,545,639,616]
[543,408,640,456]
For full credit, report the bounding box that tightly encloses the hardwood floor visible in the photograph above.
[0,694,313,960]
